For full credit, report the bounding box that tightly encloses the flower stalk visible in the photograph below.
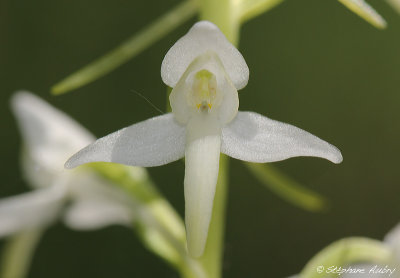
[245,162,328,212]
[51,0,199,95]
[0,228,43,278]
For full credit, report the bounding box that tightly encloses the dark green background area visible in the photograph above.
[1,0,399,277]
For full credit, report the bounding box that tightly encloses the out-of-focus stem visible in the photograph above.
[238,0,284,23]
[198,155,228,278]
[245,162,328,212]
[51,0,199,95]
[200,0,239,45]
[0,228,43,278]
[337,0,386,29]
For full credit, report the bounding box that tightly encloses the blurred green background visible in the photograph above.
[1,0,400,277]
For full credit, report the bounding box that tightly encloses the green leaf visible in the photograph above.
[51,0,199,95]
[338,0,387,29]
[244,162,328,212]
[236,0,285,23]
[300,237,394,278]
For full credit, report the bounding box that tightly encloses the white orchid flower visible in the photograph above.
[66,21,343,257]
[340,224,400,278]
[289,224,400,278]
[0,91,137,237]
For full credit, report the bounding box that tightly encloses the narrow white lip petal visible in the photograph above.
[63,200,133,230]
[161,21,249,90]
[221,111,343,164]
[0,184,67,237]
[184,115,221,257]
[10,91,95,172]
[65,113,186,169]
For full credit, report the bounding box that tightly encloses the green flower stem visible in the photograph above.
[244,162,328,212]
[238,0,285,23]
[300,237,395,278]
[51,0,199,95]
[200,0,239,45]
[134,200,206,278]
[0,228,43,278]
[199,155,229,278]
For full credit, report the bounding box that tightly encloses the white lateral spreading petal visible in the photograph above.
[221,111,343,164]
[65,113,186,168]
[0,184,67,237]
[161,21,249,90]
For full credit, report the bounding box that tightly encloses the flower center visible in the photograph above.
[190,69,217,113]
[169,52,239,125]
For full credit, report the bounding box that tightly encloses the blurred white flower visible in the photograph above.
[66,21,343,257]
[0,91,137,237]
[290,224,400,278]
[338,224,400,278]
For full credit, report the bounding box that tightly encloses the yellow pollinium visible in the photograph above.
[192,69,217,112]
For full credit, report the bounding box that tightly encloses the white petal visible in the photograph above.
[221,112,343,164]
[64,200,133,230]
[161,21,249,90]
[64,168,136,230]
[184,115,221,257]
[0,185,67,237]
[384,223,400,259]
[217,69,239,125]
[11,91,95,180]
[65,113,185,168]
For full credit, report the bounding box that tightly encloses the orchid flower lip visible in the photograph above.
[64,21,343,257]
